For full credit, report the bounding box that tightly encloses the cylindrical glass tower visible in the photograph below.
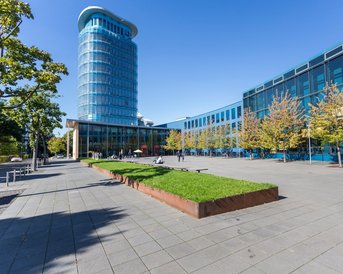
[77,6,138,125]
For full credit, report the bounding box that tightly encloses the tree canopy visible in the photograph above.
[260,91,304,162]
[0,0,68,109]
[310,83,343,167]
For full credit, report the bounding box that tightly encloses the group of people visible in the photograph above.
[177,151,184,162]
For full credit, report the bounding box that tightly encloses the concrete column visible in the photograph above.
[67,130,70,159]
[73,123,79,160]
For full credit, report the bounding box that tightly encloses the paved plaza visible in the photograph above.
[0,157,343,274]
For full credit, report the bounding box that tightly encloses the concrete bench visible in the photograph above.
[194,168,208,173]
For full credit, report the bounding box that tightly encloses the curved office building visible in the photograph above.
[78,6,138,125]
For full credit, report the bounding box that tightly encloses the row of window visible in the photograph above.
[78,94,137,108]
[244,54,343,113]
[87,16,131,38]
[78,63,136,80]
[78,124,169,157]
[80,31,136,53]
[78,73,136,86]
[79,41,136,59]
[184,106,242,130]
[184,121,242,135]
[78,84,137,97]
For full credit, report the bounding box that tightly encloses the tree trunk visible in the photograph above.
[337,146,342,168]
[42,136,47,165]
[32,135,39,171]
[283,150,286,163]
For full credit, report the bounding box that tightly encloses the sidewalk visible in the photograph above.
[0,159,342,274]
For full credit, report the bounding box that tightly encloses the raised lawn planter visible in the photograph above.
[83,160,279,218]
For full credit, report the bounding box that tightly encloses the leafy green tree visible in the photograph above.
[164,129,181,154]
[239,108,261,160]
[6,91,66,170]
[310,83,343,167]
[0,135,19,155]
[184,131,195,151]
[197,129,207,154]
[260,91,304,163]
[47,137,65,155]
[0,0,68,108]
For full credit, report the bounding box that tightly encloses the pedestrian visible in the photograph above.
[177,151,181,162]
[182,153,184,161]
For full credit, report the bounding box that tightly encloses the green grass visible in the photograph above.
[83,159,276,203]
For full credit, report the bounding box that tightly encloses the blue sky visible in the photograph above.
[20,0,343,135]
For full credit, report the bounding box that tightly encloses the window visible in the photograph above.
[231,122,236,131]
[237,106,242,118]
[257,91,265,110]
[310,65,325,93]
[221,111,224,122]
[285,78,296,98]
[203,117,206,126]
[188,121,190,129]
[195,119,198,128]
[184,122,187,129]
[211,114,215,124]
[199,118,202,127]
[191,120,194,128]
[207,116,210,125]
[326,54,343,85]
[231,108,236,120]
[226,109,230,120]
[296,72,309,97]
[216,113,219,123]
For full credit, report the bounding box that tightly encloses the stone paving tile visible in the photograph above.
[107,247,138,267]
[112,258,148,274]
[141,250,174,270]
[176,244,229,272]
[155,234,183,249]
[292,261,340,274]
[133,240,163,257]
[150,261,187,274]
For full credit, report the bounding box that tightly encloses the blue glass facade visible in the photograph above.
[78,7,138,125]
[243,44,343,119]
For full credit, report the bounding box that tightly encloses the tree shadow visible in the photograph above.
[86,160,173,182]
[18,173,63,181]
[18,179,121,198]
[0,207,127,273]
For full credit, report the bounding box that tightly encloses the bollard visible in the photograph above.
[13,169,16,182]
[6,172,9,187]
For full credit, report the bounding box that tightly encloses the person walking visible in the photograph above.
[177,151,181,162]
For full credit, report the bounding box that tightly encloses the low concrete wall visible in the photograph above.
[87,162,279,218]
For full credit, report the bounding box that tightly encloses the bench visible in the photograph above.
[195,168,208,173]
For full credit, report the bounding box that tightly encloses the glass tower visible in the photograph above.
[77,6,138,125]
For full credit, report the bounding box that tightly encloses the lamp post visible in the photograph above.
[307,121,312,165]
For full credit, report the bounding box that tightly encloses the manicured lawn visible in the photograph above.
[83,159,276,203]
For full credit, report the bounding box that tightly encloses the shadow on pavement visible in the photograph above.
[0,207,127,273]
[18,173,63,181]
[18,179,121,198]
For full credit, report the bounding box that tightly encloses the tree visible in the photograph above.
[0,0,68,108]
[184,131,195,152]
[310,83,343,167]
[206,125,216,156]
[239,108,261,160]
[47,137,65,155]
[164,129,181,154]
[197,129,207,154]
[6,91,66,170]
[260,91,304,163]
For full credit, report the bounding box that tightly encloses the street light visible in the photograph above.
[307,121,312,165]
